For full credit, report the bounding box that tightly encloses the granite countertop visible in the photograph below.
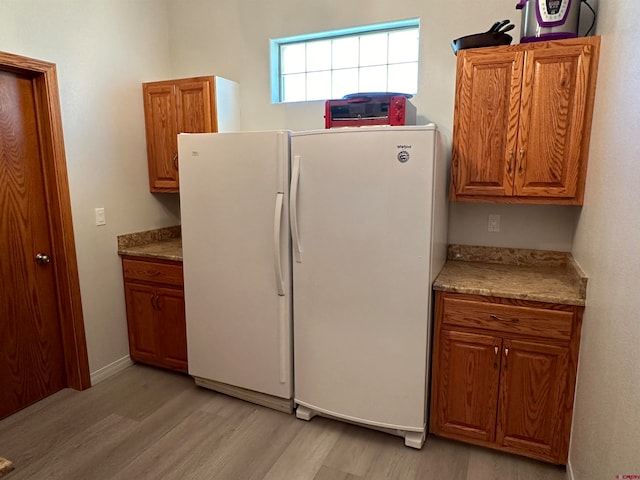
[116,232,586,305]
[434,245,587,306]
[117,226,183,262]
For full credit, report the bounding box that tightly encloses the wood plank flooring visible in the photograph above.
[0,365,568,480]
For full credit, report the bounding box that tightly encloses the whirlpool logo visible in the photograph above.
[397,144,412,163]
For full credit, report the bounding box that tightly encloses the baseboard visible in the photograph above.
[90,355,133,386]
[566,459,575,480]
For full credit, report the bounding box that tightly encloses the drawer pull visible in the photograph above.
[490,314,519,323]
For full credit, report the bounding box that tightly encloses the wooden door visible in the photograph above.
[156,286,188,372]
[123,282,158,365]
[451,50,524,197]
[175,78,216,134]
[432,329,502,442]
[496,339,569,463]
[0,70,67,419]
[143,83,178,191]
[514,43,594,198]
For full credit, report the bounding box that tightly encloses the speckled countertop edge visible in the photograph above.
[117,226,182,261]
[434,244,587,306]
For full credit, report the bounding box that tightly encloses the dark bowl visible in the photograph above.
[451,31,513,55]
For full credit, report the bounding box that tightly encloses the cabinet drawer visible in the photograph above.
[442,296,573,341]
[122,258,183,286]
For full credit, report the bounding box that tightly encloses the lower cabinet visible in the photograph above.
[430,291,583,464]
[121,257,188,373]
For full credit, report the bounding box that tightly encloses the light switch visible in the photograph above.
[95,207,106,226]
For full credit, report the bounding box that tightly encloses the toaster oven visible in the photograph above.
[325,93,416,128]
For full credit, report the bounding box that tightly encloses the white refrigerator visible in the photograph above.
[290,125,447,448]
[178,125,447,447]
[178,131,293,412]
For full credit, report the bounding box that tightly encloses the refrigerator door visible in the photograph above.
[179,131,292,399]
[291,126,436,431]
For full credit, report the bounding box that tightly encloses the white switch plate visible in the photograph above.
[95,207,106,226]
[488,214,501,233]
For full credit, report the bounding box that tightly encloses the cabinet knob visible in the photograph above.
[508,150,514,174]
[173,153,179,171]
[518,148,526,173]
[494,346,499,355]
[505,347,509,357]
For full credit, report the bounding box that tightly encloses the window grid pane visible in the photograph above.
[278,26,419,102]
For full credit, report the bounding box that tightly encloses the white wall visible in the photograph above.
[0,1,180,375]
[569,0,640,478]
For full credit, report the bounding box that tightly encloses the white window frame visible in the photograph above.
[270,19,420,103]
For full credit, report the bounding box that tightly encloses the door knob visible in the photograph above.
[35,253,51,264]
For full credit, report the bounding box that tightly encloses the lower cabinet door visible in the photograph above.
[496,339,570,462]
[156,286,188,372]
[124,282,159,364]
[433,329,502,442]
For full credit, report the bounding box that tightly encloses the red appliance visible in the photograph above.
[325,93,416,129]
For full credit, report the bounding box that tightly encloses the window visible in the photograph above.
[271,19,420,103]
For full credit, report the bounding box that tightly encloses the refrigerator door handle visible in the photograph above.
[273,192,286,296]
[278,295,287,384]
[290,155,302,263]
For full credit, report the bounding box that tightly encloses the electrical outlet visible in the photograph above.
[488,214,501,233]
[95,207,106,226]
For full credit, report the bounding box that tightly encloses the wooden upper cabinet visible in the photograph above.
[144,84,179,191]
[515,45,593,198]
[451,37,600,205]
[175,80,217,134]
[143,77,220,193]
[452,50,523,197]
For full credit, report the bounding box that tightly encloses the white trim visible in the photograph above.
[274,18,420,45]
[90,355,133,386]
[566,459,575,480]
[271,19,420,103]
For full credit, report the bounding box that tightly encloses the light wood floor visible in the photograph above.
[0,365,567,480]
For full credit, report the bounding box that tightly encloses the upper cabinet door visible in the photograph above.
[175,79,217,134]
[515,43,594,198]
[142,76,223,193]
[452,50,524,198]
[450,37,600,205]
[143,84,179,191]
